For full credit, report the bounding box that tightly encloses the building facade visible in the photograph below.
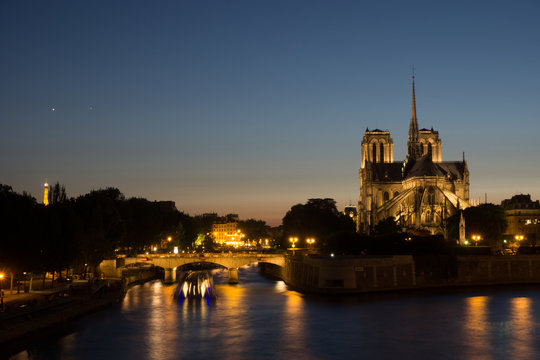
[358,77,470,234]
[501,194,540,245]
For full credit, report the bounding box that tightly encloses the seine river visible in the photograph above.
[10,265,540,359]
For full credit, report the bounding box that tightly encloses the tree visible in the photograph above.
[50,182,67,204]
[447,204,508,247]
[373,216,401,235]
[281,198,355,248]
[238,219,270,240]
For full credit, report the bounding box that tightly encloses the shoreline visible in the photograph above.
[0,280,126,355]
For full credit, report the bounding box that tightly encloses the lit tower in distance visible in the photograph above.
[43,180,49,206]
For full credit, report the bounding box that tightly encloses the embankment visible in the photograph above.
[260,254,540,294]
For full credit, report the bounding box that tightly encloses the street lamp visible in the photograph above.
[515,234,525,241]
[289,237,298,248]
[306,238,316,247]
[471,235,482,247]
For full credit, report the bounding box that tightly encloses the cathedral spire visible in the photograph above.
[409,75,419,143]
[407,75,421,160]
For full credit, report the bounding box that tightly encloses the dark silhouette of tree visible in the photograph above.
[0,185,41,272]
[447,204,508,247]
[281,198,355,248]
[373,216,401,235]
[238,219,270,240]
[50,182,67,204]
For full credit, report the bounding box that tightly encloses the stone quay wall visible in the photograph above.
[263,254,540,294]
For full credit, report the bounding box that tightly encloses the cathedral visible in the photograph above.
[358,77,470,235]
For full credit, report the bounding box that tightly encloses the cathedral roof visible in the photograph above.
[368,162,403,181]
[438,161,468,180]
[405,154,444,178]
[404,154,467,180]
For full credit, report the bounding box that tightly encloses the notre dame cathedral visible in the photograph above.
[358,77,470,235]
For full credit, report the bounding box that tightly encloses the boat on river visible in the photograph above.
[173,271,215,301]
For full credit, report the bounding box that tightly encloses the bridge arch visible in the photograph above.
[120,253,286,284]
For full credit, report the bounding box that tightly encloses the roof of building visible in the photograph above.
[501,194,540,209]
[365,128,389,133]
[405,155,467,180]
[366,155,467,182]
[367,162,403,181]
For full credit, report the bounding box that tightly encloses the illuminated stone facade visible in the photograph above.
[501,194,540,244]
[358,78,470,234]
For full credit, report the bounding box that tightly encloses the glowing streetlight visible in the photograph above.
[515,235,525,241]
[306,238,316,247]
[471,234,482,247]
[289,237,298,248]
[167,236,172,242]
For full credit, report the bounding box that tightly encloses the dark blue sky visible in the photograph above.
[1,0,539,225]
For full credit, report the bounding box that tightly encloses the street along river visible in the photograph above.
[9,265,540,359]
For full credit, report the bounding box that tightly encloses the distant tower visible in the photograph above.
[43,180,49,206]
[459,212,466,245]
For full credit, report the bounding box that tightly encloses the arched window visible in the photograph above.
[427,143,433,158]
[372,143,377,162]
[427,186,435,204]
[426,210,433,223]
[394,191,399,198]
[379,143,384,163]
[383,192,390,202]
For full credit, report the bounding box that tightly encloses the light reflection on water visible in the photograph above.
[9,267,540,360]
[510,297,534,360]
[463,296,491,359]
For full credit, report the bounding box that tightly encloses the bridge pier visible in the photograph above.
[164,268,177,284]
[228,267,239,284]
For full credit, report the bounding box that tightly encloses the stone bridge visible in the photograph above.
[100,252,286,284]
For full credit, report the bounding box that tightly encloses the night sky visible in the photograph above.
[1,1,539,225]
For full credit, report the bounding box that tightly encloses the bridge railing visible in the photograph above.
[135,251,285,259]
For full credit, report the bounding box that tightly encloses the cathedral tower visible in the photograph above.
[419,128,442,162]
[43,180,49,206]
[361,129,393,168]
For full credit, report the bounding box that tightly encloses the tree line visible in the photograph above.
[0,184,276,277]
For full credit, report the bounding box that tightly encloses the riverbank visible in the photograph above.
[0,280,125,354]
[261,254,540,295]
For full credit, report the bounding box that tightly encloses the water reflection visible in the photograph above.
[463,296,492,359]
[147,281,178,359]
[510,297,533,359]
[280,289,309,359]
[8,269,540,360]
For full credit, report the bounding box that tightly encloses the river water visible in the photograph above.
[10,265,540,359]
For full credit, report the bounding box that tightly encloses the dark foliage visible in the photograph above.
[0,184,189,276]
[372,216,401,235]
[447,204,508,247]
[238,219,270,240]
[281,198,356,248]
